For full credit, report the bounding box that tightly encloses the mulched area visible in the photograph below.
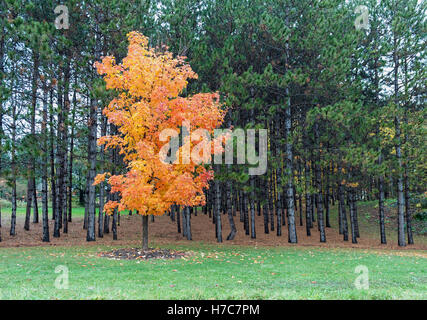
[98,247,189,260]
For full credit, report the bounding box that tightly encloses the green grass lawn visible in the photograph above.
[0,243,425,300]
[2,206,87,218]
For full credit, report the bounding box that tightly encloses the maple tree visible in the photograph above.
[94,31,227,249]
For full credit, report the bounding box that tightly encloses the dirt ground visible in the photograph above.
[0,210,426,251]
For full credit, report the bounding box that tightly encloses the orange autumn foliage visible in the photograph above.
[93,31,226,216]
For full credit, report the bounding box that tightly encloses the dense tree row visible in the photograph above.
[0,0,425,246]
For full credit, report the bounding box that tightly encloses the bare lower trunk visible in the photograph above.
[24,179,33,231]
[176,205,181,233]
[349,189,357,244]
[285,104,297,243]
[112,208,117,240]
[142,215,149,250]
[314,123,326,242]
[42,85,49,242]
[185,208,192,240]
[338,178,348,242]
[250,177,256,239]
[404,172,413,245]
[215,175,222,242]
[32,178,39,223]
[86,98,97,241]
[226,179,237,240]
[378,174,386,244]
[10,79,17,236]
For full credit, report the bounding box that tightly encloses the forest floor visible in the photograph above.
[0,201,426,251]
[0,202,425,299]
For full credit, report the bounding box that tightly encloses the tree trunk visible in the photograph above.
[24,179,33,231]
[215,175,222,242]
[98,115,107,238]
[32,179,39,223]
[25,51,39,231]
[185,207,192,240]
[49,89,56,221]
[250,176,256,239]
[393,34,406,247]
[112,208,118,240]
[314,123,326,242]
[226,177,237,240]
[378,173,386,244]
[325,168,331,228]
[404,172,414,244]
[348,188,357,244]
[304,161,312,236]
[0,23,3,241]
[275,121,282,236]
[41,83,50,242]
[68,87,77,223]
[338,172,348,242]
[268,176,274,232]
[86,98,97,242]
[176,205,181,233]
[182,205,187,238]
[142,215,149,250]
[10,73,17,236]
[285,98,297,243]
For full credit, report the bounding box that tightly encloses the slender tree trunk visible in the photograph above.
[393,34,406,247]
[54,73,65,237]
[68,87,77,223]
[62,117,69,234]
[215,174,222,242]
[250,176,256,239]
[338,167,348,241]
[86,98,97,242]
[304,161,312,236]
[10,75,17,236]
[285,97,297,243]
[142,215,149,250]
[104,183,111,234]
[243,191,249,235]
[185,207,192,240]
[176,205,181,234]
[25,51,39,230]
[325,168,331,228]
[24,179,33,231]
[98,115,107,238]
[112,207,118,240]
[378,172,386,244]
[32,180,39,223]
[41,83,50,242]
[262,178,269,234]
[182,206,187,238]
[0,24,3,241]
[348,188,357,244]
[268,176,274,232]
[353,191,360,238]
[404,172,414,244]
[226,175,237,240]
[275,120,282,236]
[49,90,56,221]
[314,123,326,242]
[298,167,303,227]
[239,190,244,223]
